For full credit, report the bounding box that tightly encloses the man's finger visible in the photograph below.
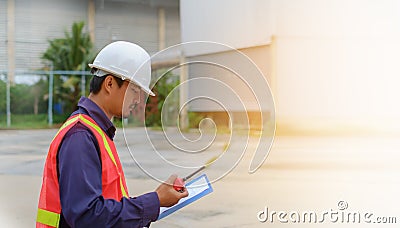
[181,188,189,197]
[165,174,178,185]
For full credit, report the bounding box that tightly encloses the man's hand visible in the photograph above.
[155,174,189,207]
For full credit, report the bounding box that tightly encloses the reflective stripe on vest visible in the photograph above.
[36,114,129,227]
[36,208,60,228]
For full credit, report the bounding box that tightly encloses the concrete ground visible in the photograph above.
[0,128,399,227]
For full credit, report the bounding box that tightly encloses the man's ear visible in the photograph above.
[102,75,114,94]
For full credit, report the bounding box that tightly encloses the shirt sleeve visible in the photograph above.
[57,123,160,227]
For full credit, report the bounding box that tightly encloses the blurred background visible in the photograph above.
[1,0,400,133]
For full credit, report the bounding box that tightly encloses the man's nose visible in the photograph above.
[136,91,142,103]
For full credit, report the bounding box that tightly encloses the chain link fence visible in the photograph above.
[0,69,180,129]
[0,70,91,128]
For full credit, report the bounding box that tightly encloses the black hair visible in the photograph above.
[89,74,125,94]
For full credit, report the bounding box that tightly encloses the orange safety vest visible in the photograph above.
[36,114,129,228]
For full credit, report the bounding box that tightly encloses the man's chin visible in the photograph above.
[121,112,131,119]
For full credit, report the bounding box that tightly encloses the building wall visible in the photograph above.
[180,0,400,132]
[185,45,273,130]
[273,0,400,130]
[187,45,272,112]
[165,6,180,48]
[14,0,87,70]
[0,0,7,71]
[94,0,159,53]
[0,0,180,72]
[180,0,272,55]
[180,0,274,130]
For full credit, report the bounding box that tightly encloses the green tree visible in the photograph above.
[42,21,93,114]
[145,70,180,127]
[42,21,93,71]
[31,77,48,115]
[10,84,35,114]
[0,79,5,115]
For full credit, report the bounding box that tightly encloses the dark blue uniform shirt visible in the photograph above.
[57,97,160,227]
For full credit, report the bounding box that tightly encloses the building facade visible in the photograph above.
[0,0,180,81]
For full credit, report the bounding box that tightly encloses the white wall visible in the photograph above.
[95,1,158,53]
[0,0,181,72]
[273,0,400,130]
[181,0,273,56]
[180,0,274,116]
[186,45,272,112]
[14,0,87,70]
[180,0,400,131]
[0,0,7,71]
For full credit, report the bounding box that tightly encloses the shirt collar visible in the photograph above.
[75,96,116,139]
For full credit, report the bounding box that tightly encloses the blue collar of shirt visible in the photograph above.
[72,96,116,139]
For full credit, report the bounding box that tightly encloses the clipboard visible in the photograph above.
[158,174,213,220]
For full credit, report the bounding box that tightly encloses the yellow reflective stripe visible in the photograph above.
[51,116,80,141]
[37,208,60,228]
[78,114,128,198]
[78,115,117,166]
[60,115,80,131]
[119,178,128,198]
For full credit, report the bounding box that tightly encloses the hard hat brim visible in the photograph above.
[89,63,155,96]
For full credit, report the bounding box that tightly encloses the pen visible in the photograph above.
[173,156,217,192]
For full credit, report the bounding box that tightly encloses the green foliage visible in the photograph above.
[145,70,180,127]
[0,114,68,129]
[188,112,204,128]
[31,77,49,114]
[41,21,93,114]
[42,21,93,71]
[0,80,5,114]
[10,84,35,114]
[0,77,49,129]
[0,78,48,115]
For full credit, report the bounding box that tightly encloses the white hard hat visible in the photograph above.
[89,41,155,96]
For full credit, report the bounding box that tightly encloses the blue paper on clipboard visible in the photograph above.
[158,174,213,220]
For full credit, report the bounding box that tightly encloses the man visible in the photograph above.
[36,41,188,228]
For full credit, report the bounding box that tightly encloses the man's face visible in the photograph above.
[107,76,141,119]
[121,82,141,118]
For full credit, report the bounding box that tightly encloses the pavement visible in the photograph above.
[0,128,399,227]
